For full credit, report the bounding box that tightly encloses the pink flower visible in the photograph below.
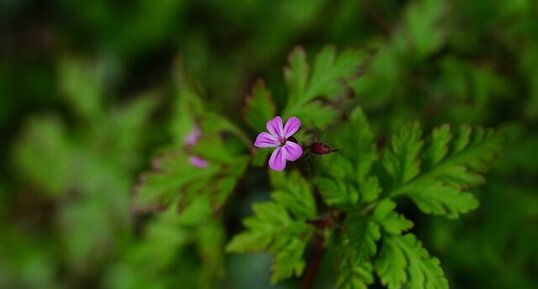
[189,155,209,168]
[184,125,201,145]
[254,116,303,171]
[184,125,209,168]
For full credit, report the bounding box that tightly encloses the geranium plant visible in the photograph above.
[133,45,504,289]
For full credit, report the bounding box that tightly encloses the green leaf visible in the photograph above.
[316,107,379,207]
[226,202,310,284]
[423,124,451,166]
[135,150,219,207]
[58,57,104,120]
[375,235,407,289]
[376,234,448,289]
[226,171,316,284]
[403,0,446,60]
[306,46,364,100]
[317,177,358,209]
[361,176,382,203]
[105,95,158,167]
[385,124,503,218]
[333,107,378,181]
[337,256,374,289]
[406,179,479,218]
[383,121,423,187]
[169,62,205,144]
[350,45,401,109]
[350,108,378,180]
[211,160,249,209]
[271,238,309,283]
[135,148,248,212]
[345,212,380,261]
[14,116,73,197]
[283,46,369,128]
[270,170,317,220]
[432,126,504,187]
[243,80,276,131]
[392,126,504,218]
[337,213,379,289]
[192,134,238,164]
[292,101,339,129]
[202,112,252,149]
[284,46,309,109]
[372,200,414,234]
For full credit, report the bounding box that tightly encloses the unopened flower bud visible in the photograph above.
[310,142,338,155]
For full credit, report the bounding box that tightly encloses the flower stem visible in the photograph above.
[301,234,325,289]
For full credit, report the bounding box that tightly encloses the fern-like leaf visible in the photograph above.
[385,123,504,218]
[383,121,423,187]
[226,171,316,283]
[376,234,448,289]
[337,213,379,289]
[316,107,379,208]
[372,200,414,235]
[243,80,276,131]
[337,255,374,289]
[283,46,369,128]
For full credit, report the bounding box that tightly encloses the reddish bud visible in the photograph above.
[310,142,338,155]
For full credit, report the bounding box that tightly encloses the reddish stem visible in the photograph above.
[300,234,325,289]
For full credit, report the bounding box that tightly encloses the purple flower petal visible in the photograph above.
[189,156,209,168]
[266,116,284,138]
[184,126,201,145]
[269,147,286,171]
[283,116,301,138]
[254,132,279,148]
[282,141,303,161]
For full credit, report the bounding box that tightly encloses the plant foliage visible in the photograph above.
[3,0,535,288]
[226,47,505,288]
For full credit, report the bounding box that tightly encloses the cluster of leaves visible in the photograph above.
[226,171,317,283]
[227,44,505,289]
[1,57,156,288]
[112,64,253,289]
[425,122,538,289]
[134,64,250,213]
[340,1,538,288]
[106,195,226,289]
[3,41,510,289]
[245,45,373,132]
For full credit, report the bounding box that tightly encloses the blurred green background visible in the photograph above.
[1,0,537,288]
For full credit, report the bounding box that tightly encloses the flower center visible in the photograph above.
[278,137,287,146]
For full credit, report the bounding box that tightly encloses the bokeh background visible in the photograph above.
[1,0,537,288]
